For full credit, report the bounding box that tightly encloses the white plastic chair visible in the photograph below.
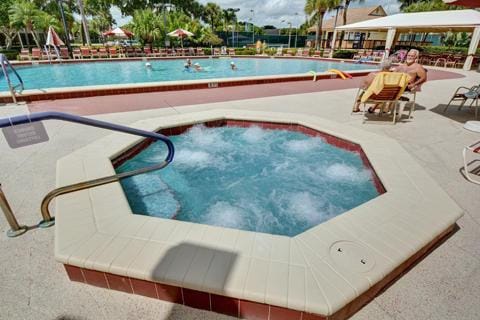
[463,121,480,185]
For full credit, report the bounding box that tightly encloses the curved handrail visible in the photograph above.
[0,54,24,103]
[0,111,174,227]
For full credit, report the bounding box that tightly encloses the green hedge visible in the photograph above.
[0,50,19,60]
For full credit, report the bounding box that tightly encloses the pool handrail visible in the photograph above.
[0,111,174,234]
[0,53,24,104]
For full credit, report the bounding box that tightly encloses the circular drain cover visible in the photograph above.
[329,241,376,273]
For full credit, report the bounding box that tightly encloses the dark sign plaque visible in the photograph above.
[2,122,49,149]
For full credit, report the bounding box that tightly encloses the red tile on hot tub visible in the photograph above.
[239,300,269,320]
[211,294,239,317]
[302,312,327,320]
[156,283,183,304]
[64,265,85,283]
[269,306,302,320]
[105,273,133,294]
[83,269,109,288]
[182,288,211,310]
[131,278,158,299]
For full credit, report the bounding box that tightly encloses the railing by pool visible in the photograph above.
[0,111,174,237]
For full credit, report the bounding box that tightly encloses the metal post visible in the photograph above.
[57,0,72,55]
[0,184,27,237]
[288,23,292,48]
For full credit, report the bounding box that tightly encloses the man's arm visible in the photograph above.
[412,65,427,87]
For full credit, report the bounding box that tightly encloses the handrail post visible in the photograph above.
[0,184,27,237]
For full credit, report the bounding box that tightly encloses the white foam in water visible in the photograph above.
[174,149,212,169]
[204,201,245,229]
[187,125,223,147]
[284,138,324,153]
[241,126,267,143]
[286,192,326,225]
[324,163,370,183]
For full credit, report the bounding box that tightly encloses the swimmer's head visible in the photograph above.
[194,63,200,66]
[145,62,152,68]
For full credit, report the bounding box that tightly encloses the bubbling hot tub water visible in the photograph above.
[117,125,380,236]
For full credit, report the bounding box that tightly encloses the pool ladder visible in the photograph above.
[0,112,175,237]
[0,53,24,104]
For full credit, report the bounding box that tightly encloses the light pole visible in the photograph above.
[282,20,292,48]
[294,12,299,48]
[227,8,240,48]
[163,2,174,47]
[250,9,255,44]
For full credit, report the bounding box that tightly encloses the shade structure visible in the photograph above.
[335,9,480,70]
[46,26,64,47]
[102,27,134,38]
[167,29,194,48]
[443,0,480,7]
[167,28,194,37]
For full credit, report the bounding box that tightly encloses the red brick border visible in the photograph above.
[63,224,456,319]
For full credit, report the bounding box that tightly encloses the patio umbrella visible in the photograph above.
[167,28,194,48]
[443,0,480,7]
[102,27,134,38]
[46,26,64,47]
[45,26,64,61]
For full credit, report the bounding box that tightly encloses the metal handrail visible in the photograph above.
[0,111,174,233]
[0,53,24,104]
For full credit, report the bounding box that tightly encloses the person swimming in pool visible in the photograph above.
[186,58,192,67]
[230,61,237,70]
[193,62,203,72]
[145,62,152,69]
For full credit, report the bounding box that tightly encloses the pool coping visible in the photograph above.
[54,109,463,319]
[1,57,374,103]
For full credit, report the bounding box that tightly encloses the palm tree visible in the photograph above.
[202,3,222,32]
[9,0,41,47]
[305,0,340,50]
[131,9,162,46]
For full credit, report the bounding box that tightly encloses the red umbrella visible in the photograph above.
[443,0,480,7]
[46,26,64,46]
[102,27,134,38]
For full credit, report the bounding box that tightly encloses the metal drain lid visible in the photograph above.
[329,240,376,273]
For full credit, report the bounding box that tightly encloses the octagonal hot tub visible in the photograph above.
[55,110,463,320]
[115,120,385,237]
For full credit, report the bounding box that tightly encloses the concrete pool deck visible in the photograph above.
[1,68,480,319]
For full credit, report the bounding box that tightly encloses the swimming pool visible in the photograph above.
[117,124,380,236]
[2,58,373,91]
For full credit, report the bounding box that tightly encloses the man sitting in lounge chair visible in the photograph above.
[392,49,427,92]
[353,60,393,113]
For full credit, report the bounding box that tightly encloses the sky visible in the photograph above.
[111,0,401,28]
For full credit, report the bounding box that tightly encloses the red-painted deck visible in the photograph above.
[28,69,463,116]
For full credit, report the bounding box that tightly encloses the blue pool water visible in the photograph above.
[117,125,380,236]
[1,58,373,91]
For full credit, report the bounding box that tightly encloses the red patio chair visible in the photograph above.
[108,47,119,58]
[135,47,144,57]
[98,47,109,58]
[196,48,204,56]
[228,48,235,56]
[19,49,30,61]
[80,47,91,59]
[59,47,70,59]
[144,47,152,57]
[31,48,43,60]
[72,48,81,59]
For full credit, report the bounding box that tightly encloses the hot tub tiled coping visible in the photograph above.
[54,109,463,319]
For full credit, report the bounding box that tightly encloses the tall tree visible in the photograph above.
[9,0,42,47]
[304,0,340,49]
[131,8,162,45]
[202,2,222,31]
[0,0,17,49]
[402,0,461,12]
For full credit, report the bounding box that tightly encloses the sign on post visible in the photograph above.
[2,122,49,149]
